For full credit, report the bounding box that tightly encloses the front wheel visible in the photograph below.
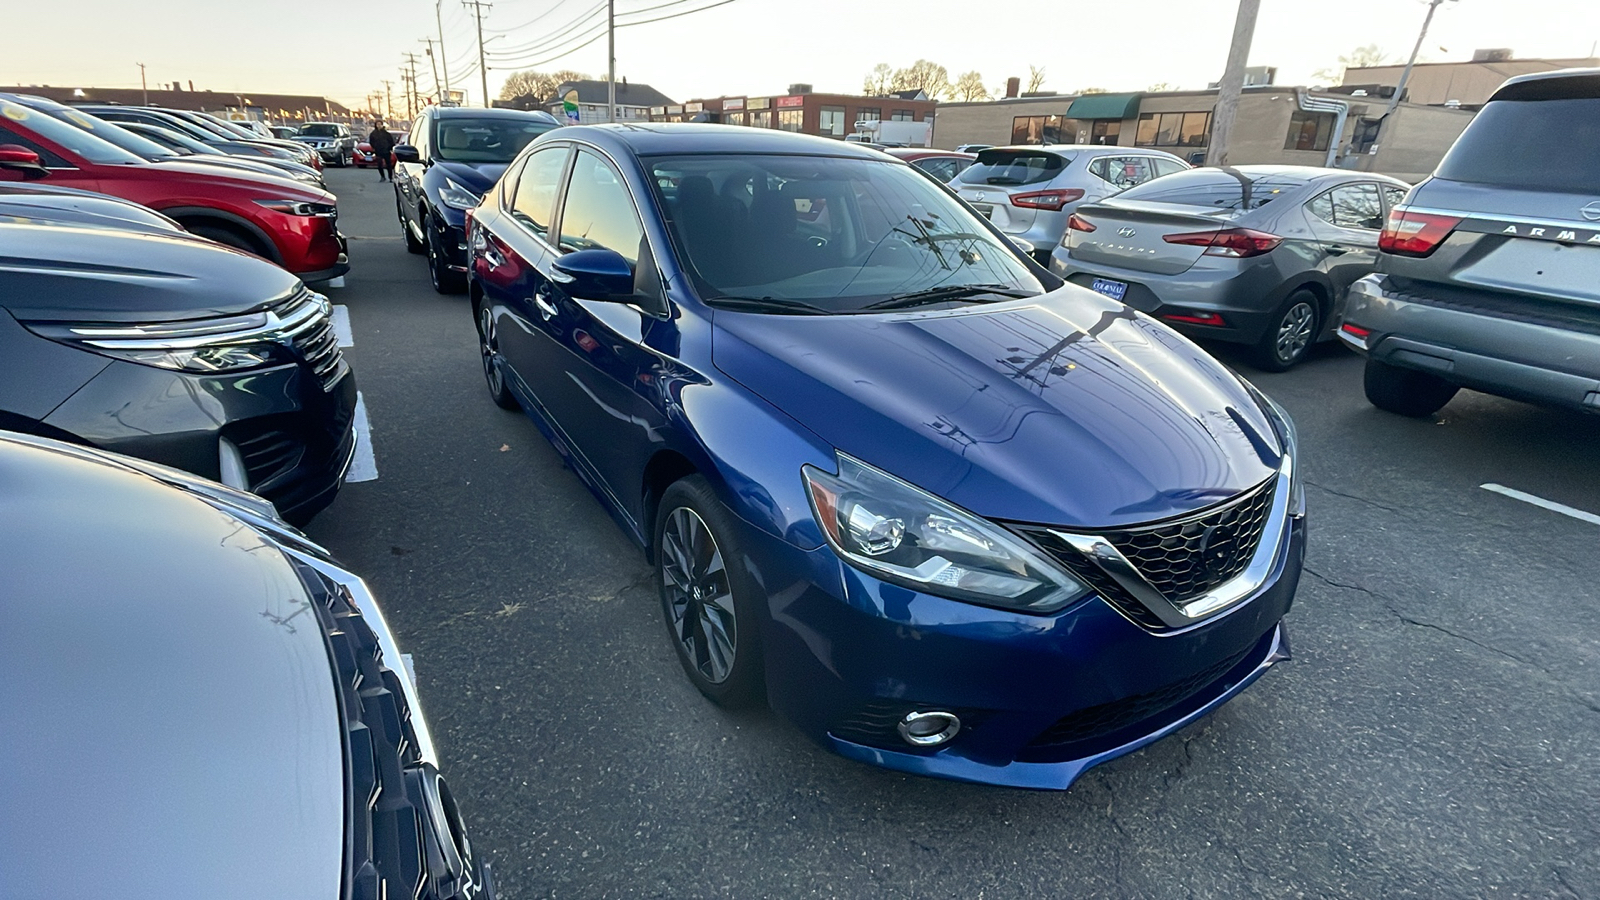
[656,476,764,709]
[476,304,519,410]
[1250,290,1320,371]
[1364,357,1459,417]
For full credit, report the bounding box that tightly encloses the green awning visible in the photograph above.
[1064,92,1142,120]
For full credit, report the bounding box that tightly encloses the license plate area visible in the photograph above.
[1091,278,1128,302]
[972,203,994,220]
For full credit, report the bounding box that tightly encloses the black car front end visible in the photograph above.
[7,285,357,524]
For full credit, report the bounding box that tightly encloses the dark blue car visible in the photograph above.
[393,106,560,293]
[466,124,1304,789]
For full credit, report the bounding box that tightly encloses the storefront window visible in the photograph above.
[727,112,746,126]
[750,110,772,128]
[1285,111,1335,151]
[819,106,846,137]
[1090,120,1121,145]
[777,109,803,132]
[1010,115,1066,145]
[1135,111,1211,147]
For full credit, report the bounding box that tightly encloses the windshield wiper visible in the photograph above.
[863,283,1036,311]
[706,295,833,315]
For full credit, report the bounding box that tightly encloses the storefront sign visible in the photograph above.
[775,95,804,108]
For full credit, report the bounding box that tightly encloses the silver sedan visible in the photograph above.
[1050,165,1411,370]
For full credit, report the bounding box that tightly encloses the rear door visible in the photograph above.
[1304,182,1383,295]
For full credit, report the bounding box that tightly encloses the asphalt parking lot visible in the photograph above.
[308,166,1600,900]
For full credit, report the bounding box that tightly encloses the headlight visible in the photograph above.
[803,454,1089,614]
[438,177,482,211]
[255,198,337,217]
[23,304,309,374]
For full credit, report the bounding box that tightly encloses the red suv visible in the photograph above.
[0,97,348,282]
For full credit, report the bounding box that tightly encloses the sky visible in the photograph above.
[4,0,1596,111]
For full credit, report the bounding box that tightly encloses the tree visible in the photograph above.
[1146,81,1177,93]
[1077,87,1109,95]
[498,69,590,103]
[1026,66,1046,93]
[863,63,893,96]
[1314,44,1393,84]
[952,71,988,102]
[891,59,950,100]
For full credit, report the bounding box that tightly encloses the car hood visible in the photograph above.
[146,158,333,200]
[712,287,1282,528]
[0,220,303,322]
[0,436,345,899]
[434,159,509,195]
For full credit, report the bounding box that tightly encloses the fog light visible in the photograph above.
[897,710,961,747]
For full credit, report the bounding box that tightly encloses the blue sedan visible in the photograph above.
[466,124,1304,789]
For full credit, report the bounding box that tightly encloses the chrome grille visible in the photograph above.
[1016,477,1277,631]
[269,288,347,391]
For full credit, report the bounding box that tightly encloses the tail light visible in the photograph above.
[1162,227,1283,258]
[1161,311,1227,327]
[1379,208,1462,257]
[1010,188,1085,211]
[1066,213,1096,232]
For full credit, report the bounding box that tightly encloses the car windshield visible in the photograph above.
[0,101,143,165]
[299,124,341,138]
[648,153,1044,312]
[434,118,557,162]
[1435,97,1600,193]
[39,106,176,159]
[957,149,1072,186]
[1113,168,1310,211]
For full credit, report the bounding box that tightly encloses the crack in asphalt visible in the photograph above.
[1303,567,1600,715]
[1306,480,1514,529]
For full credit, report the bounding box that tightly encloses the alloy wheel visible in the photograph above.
[659,506,737,684]
[1275,301,1316,363]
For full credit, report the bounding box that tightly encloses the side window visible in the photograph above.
[1307,191,1336,225]
[1119,157,1156,187]
[0,124,71,167]
[1153,158,1187,177]
[1328,183,1383,230]
[510,145,569,240]
[1087,157,1111,181]
[1382,185,1407,211]
[557,149,644,265]
[916,159,955,182]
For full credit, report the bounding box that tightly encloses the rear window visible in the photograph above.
[1434,98,1600,193]
[1114,169,1309,210]
[958,149,1071,186]
[299,124,342,137]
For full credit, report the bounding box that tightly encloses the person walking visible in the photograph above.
[367,120,397,182]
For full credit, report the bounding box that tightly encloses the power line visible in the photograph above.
[485,1,606,55]
[486,0,579,33]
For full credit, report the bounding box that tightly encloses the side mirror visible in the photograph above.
[392,144,420,164]
[0,144,48,180]
[551,248,635,301]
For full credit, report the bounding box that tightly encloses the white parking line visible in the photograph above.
[347,392,379,483]
[1480,483,1600,526]
[331,305,354,348]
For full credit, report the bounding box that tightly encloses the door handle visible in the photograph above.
[1325,244,1350,256]
[535,294,558,320]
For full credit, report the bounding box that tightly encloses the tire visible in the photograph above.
[427,214,467,295]
[186,222,270,260]
[399,192,425,254]
[476,303,519,410]
[655,476,764,709]
[1364,357,1459,417]
[1250,290,1320,372]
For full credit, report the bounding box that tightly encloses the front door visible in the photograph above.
[1305,182,1383,297]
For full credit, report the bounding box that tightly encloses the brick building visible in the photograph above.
[649,86,935,139]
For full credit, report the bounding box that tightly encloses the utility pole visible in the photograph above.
[137,62,148,105]
[422,39,441,104]
[403,52,423,114]
[606,0,616,123]
[1372,0,1452,158]
[1205,0,1261,167]
[465,0,492,107]
[382,80,394,121]
[436,0,452,100]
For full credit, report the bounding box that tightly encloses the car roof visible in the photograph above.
[980,144,1180,158]
[1489,67,1600,101]
[885,148,974,161]
[550,122,896,159]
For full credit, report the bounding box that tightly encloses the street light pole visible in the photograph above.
[465,0,492,107]
[1205,0,1261,167]
[606,0,617,123]
[436,0,452,100]
[1371,0,1452,157]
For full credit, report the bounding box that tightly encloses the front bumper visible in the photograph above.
[741,509,1305,789]
[1050,249,1285,345]
[41,357,358,525]
[429,210,470,273]
[1342,275,1600,413]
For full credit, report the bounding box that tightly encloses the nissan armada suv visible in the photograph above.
[1339,68,1600,417]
